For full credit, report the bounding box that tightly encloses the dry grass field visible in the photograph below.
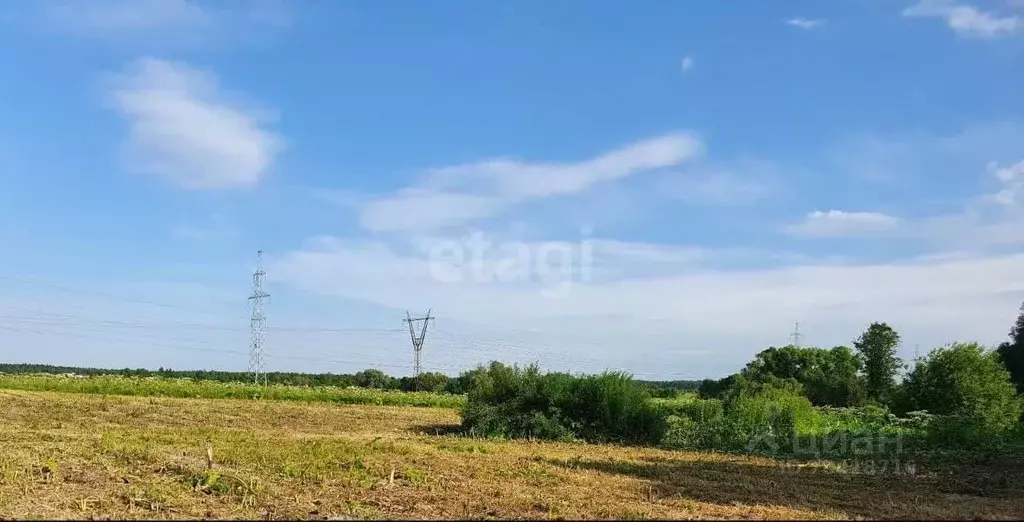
[1,389,1023,520]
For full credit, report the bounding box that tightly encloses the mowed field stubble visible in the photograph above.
[2,389,1023,520]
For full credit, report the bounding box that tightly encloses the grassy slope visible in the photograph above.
[2,390,1023,520]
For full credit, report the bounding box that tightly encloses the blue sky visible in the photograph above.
[1,0,1023,380]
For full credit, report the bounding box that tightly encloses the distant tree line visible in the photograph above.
[0,362,699,397]
[0,364,465,394]
[634,379,702,398]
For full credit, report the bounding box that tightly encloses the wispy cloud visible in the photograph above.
[659,164,775,207]
[784,210,902,238]
[107,58,282,190]
[902,0,1021,38]
[680,55,695,72]
[356,132,704,232]
[271,122,1024,377]
[786,18,825,30]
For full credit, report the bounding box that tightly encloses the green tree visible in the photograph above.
[448,366,488,394]
[411,372,450,393]
[353,369,393,389]
[722,372,805,405]
[900,342,1022,434]
[698,374,736,400]
[741,345,865,406]
[996,301,1024,395]
[853,322,902,404]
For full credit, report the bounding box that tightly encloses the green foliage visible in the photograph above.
[996,301,1024,395]
[567,371,667,443]
[853,322,902,404]
[722,373,804,404]
[697,374,736,399]
[353,369,394,389]
[662,380,820,456]
[460,362,666,444]
[741,345,865,407]
[0,374,465,409]
[659,398,727,449]
[0,363,703,398]
[898,342,1022,440]
[406,372,450,393]
[636,379,702,398]
[446,366,487,395]
[725,384,820,453]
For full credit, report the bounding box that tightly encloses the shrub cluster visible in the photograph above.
[460,362,666,444]
[456,347,1024,460]
[660,385,820,455]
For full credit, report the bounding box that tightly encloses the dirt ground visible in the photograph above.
[1,389,1022,520]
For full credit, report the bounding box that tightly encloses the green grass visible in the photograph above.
[0,373,466,409]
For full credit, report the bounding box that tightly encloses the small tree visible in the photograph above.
[853,322,902,404]
[996,301,1024,395]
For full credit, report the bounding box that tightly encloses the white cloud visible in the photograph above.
[276,122,1024,377]
[681,56,694,72]
[784,152,1024,246]
[993,160,1024,183]
[107,58,282,190]
[988,160,1024,206]
[902,0,1020,38]
[787,18,824,29]
[784,210,902,238]
[356,132,703,232]
[359,191,503,232]
[425,133,702,199]
[270,236,1024,377]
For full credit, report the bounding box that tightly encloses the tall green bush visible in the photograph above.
[898,342,1022,446]
[660,398,727,450]
[661,382,819,455]
[459,362,665,444]
[724,385,820,454]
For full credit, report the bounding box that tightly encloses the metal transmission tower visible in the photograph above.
[790,321,804,348]
[403,309,434,376]
[248,250,271,386]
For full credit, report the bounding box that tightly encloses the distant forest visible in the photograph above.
[0,363,705,397]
